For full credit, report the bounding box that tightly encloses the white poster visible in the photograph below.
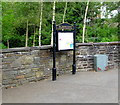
[58,32,74,50]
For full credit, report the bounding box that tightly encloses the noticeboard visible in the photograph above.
[57,32,74,51]
[52,21,76,81]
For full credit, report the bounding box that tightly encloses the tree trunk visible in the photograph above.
[25,19,28,47]
[62,2,67,23]
[51,1,56,45]
[82,0,90,43]
[38,0,43,46]
[7,39,9,49]
[33,25,36,47]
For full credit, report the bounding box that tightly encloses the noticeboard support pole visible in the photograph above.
[52,21,56,81]
[72,22,76,74]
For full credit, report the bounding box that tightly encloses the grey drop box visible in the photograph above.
[94,54,108,72]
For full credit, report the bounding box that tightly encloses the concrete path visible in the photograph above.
[2,69,118,103]
[0,72,2,104]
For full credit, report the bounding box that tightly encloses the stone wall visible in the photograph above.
[1,42,120,88]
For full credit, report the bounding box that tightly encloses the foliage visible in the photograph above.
[1,2,119,49]
[0,43,7,49]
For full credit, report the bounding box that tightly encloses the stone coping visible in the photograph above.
[1,45,52,53]
[1,42,120,53]
[76,41,120,46]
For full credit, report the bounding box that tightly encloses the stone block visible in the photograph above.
[16,75,25,79]
[9,80,18,84]
[40,58,49,64]
[31,50,39,56]
[77,66,84,69]
[20,79,29,85]
[35,71,43,78]
[18,69,31,75]
[3,79,19,86]
[49,60,53,67]
[14,53,23,56]
[60,55,67,62]
[27,77,37,82]
[39,50,51,58]
[87,68,94,71]
[11,55,34,68]
[4,84,17,89]
[21,55,34,65]
[20,52,29,55]
[24,72,35,78]
[0,54,3,58]
[31,68,39,71]
[2,65,8,69]
[34,57,40,64]
[2,68,13,72]
[2,79,10,85]
[5,53,15,57]
[11,60,22,68]
[3,71,17,79]
[83,64,88,66]
[66,61,72,67]
[2,58,15,63]
[66,65,72,70]
[30,64,38,68]
[2,62,11,65]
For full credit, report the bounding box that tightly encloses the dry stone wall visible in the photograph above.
[1,42,120,88]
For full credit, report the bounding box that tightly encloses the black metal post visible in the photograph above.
[72,22,76,74]
[52,21,56,81]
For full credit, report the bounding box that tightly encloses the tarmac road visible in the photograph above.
[2,69,118,103]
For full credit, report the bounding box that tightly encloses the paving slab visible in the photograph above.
[2,69,118,103]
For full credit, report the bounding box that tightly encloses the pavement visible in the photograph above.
[2,69,118,103]
[0,73,2,105]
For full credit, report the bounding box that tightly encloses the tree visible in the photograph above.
[2,2,16,48]
[1,2,119,49]
[51,1,56,45]
[33,25,36,47]
[13,2,40,47]
[38,1,43,46]
[82,0,90,43]
[25,19,28,47]
[62,2,67,23]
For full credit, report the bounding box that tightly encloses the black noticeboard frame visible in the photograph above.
[52,21,76,81]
